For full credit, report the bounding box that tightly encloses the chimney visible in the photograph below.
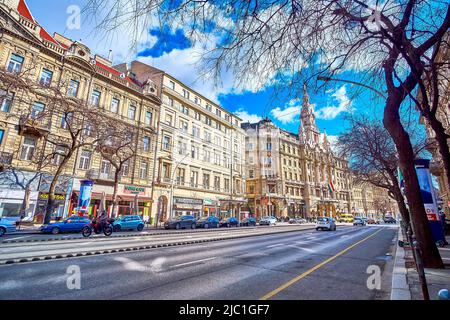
[108,49,113,63]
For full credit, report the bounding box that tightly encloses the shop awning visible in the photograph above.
[73,191,152,203]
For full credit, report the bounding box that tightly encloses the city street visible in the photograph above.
[0,225,398,300]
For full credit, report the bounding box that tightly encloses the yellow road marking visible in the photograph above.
[260,228,384,300]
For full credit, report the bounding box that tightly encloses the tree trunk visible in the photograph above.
[384,97,444,269]
[392,187,410,225]
[44,181,57,225]
[111,169,120,218]
[428,115,450,192]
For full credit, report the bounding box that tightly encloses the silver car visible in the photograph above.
[315,217,337,231]
[259,216,277,226]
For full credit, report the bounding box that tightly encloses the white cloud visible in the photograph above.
[234,109,263,123]
[270,98,301,124]
[315,85,353,120]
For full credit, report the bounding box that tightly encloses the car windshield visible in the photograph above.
[317,218,329,222]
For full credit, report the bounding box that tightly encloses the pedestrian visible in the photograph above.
[439,210,448,245]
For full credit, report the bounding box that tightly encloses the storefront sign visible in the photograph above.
[174,197,203,206]
[124,185,146,195]
[39,193,66,201]
[204,199,217,206]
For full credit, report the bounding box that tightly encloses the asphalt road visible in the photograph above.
[0,225,397,300]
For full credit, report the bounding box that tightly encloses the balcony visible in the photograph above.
[17,116,51,137]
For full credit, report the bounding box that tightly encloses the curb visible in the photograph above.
[390,228,412,300]
[2,224,312,244]
[0,226,318,266]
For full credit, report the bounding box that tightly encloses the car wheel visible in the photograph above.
[114,225,121,232]
[204,224,209,229]
[316,228,319,231]
[0,227,5,237]
[51,227,60,235]
[175,223,181,230]
[191,223,196,229]
[137,224,144,232]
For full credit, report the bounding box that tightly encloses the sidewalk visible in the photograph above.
[391,229,450,300]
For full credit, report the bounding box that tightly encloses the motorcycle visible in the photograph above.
[81,218,115,238]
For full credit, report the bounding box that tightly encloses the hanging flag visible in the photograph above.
[328,180,336,193]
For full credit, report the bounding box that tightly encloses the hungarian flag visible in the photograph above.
[328,180,336,193]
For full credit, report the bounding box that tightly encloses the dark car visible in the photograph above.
[196,216,220,229]
[164,215,197,230]
[220,217,239,228]
[384,217,397,224]
[240,217,257,227]
[40,216,91,234]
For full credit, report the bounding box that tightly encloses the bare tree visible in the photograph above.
[84,0,449,268]
[94,117,138,218]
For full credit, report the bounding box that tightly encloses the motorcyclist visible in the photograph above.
[98,211,109,233]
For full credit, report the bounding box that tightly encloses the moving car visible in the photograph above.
[367,218,378,225]
[339,214,354,223]
[259,216,277,226]
[289,218,307,224]
[40,216,91,234]
[113,215,145,232]
[353,217,366,226]
[0,218,16,237]
[196,216,220,229]
[384,216,397,224]
[220,217,239,228]
[240,217,257,227]
[164,215,197,230]
[316,217,337,231]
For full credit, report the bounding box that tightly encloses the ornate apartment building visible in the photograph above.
[243,86,352,219]
[0,0,161,220]
[116,61,247,222]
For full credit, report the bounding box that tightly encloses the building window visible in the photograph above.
[165,114,173,126]
[205,117,212,126]
[0,90,14,113]
[181,105,189,116]
[182,89,190,99]
[140,162,148,179]
[20,136,37,161]
[180,120,188,133]
[203,174,210,189]
[68,79,80,97]
[192,125,200,138]
[128,105,137,120]
[169,81,175,90]
[60,112,73,129]
[53,145,67,165]
[214,176,221,191]
[83,122,93,137]
[101,159,111,175]
[145,111,153,126]
[167,97,174,107]
[91,90,101,107]
[39,68,53,86]
[205,104,212,112]
[249,170,254,178]
[216,109,222,117]
[176,168,185,185]
[143,136,151,152]
[7,53,24,73]
[204,131,211,143]
[79,151,91,170]
[162,163,171,180]
[31,102,45,119]
[191,145,199,159]
[224,179,230,192]
[204,149,211,162]
[162,136,171,151]
[190,171,198,188]
[194,111,201,121]
[110,98,120,113]
[122,160,130,177]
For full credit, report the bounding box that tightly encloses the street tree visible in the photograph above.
[84,0,449,268]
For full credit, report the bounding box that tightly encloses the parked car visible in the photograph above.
[367,218,378,225]
[338,214,354,223]
[384,217,397,224]
[0,218,16,236]
[113,215,145,232]
[220,217,239,228]
[164,215,197,230]
[316,217,337,231]
[289,218,307,224]
[196,216,220,229]
[353,217,366,226]
[259,216,278,226]
[240,217,257,227]
[40,216,91,234]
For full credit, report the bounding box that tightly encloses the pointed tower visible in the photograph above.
[323,129,331,151]
[299,84,320,145]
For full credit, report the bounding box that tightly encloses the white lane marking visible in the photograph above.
[442,258,450,260]
[287,245,315,253]
[340,235,349,238]
[5,235,32,241]
[306,237,317,240]
[170,257,216,268]
[266,243,284,248]
[439,248,450,251]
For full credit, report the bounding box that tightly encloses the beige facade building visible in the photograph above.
[119,61,247,222]
[243,86,352,219]
[0,0,161,220]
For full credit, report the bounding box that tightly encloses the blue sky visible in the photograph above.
[25,0,417,141]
